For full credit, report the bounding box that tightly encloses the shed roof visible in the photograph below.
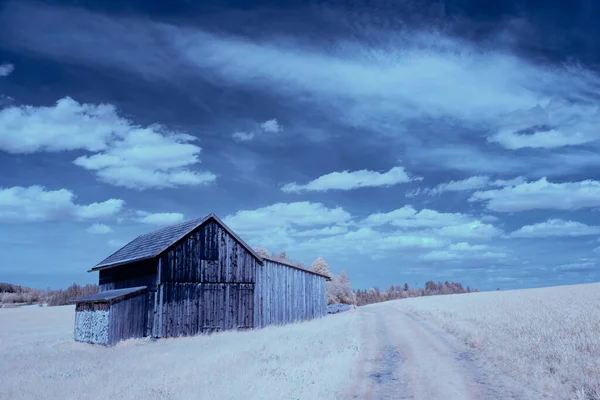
[90,213,263,271]
[262,255,332,280]
[73,286,147,303]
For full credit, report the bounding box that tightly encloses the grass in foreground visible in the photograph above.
[386,283,600,400]
[0,305,361,400]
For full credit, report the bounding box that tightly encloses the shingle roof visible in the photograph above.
[90,213,262,271]
[73,286,147,303]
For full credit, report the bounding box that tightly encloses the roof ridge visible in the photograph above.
[91,213,264,271]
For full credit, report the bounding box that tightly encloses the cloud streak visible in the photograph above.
[3,2,600,177]
[282,166,417,193]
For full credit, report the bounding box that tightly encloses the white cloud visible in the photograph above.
[225,202,352,233]
[292,226,348,237]
[260,119,281,133]
[0,63,14,77]
[488,101,600,149]
[232,119,280,142]
[433,221,503,240]
[508,219,600,238]
[553,261,598,273]
[134,212,185,226]
[363,205,473,229]
[0,185,124,222]
[0,97,216,189]
[86,223,113,234]
[422,241,507,261]
[232,131,255,142]
[4,3,600,177]
[416,175,526,196]
[427,176,491,195]
[470,178,600,212]
[282,166,417,193]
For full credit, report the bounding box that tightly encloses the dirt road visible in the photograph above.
[347,303,534,400]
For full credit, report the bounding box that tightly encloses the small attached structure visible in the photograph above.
[74,286,147,345]
[74,213,330,345]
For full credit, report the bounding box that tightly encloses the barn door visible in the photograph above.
[200,284,254,332]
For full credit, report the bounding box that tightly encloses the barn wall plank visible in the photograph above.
[254,260,328,328]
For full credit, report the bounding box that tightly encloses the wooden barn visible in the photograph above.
[73,213,330,345]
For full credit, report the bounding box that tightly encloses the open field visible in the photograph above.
[0,305,363,400]
[388,283,600,400]
[1,283,598,400]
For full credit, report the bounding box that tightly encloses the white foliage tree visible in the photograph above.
[311,257,330,276]
[253,247,271,258]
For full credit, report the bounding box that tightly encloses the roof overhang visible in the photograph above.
[73,286,148,304]
[88,255,155,272]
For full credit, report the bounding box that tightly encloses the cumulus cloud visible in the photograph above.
[0,97,216,189]
[363,205,472,229]
[134,211,185,226]
[0,185,124,222]
[508,219,600,238]
[232,131,255,142]
[0,63,14,76]
[470,178,600,212]
[260,119,281,133]
[86,223,113,234]
[223,200,504,261]
[225,201,352,232]
[282,166,417,193]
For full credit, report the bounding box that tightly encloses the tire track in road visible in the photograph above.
[349,303,537,400]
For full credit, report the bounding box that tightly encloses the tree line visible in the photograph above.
[355,280,478,306]
[0,282,98,307]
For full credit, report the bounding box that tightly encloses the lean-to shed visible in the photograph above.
[74,287,147,345]
[74,213,330,345]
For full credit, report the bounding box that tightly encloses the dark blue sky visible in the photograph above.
[1,0,600,291]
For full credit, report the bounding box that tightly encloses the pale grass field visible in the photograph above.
[0,305,362,400]
[389,283,600,400]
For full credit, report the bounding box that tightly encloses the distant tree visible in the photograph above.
[253,247,271,258]
[326,269,356,305]
[278,251,287,260]
[295,261,307,269]
[311,257,330,277]
[404,282,409,291]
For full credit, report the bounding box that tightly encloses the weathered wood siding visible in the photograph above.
[99,259,158,336]
[153,221,259,337]
[254,260,327,328]
[153,283,254,337]
[108,293,147,345]
[158,221,258,284]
